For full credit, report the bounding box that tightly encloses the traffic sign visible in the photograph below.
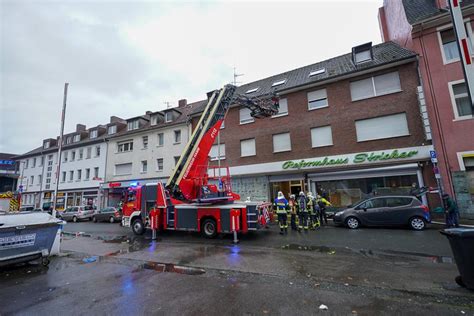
[430,150,438,163]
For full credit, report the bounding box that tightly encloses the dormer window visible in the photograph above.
[108,125,116,135]
[44,141,50,149]
[271,79,287,87]
[165,112,173,123]
[66,136,73,144]
[352,42,373,64]
[90,130,98,139]
[245,87,259,94]
[73,134,80,142]
[127,120,139,131]
[151,115,158,126]
[309,68,326,77]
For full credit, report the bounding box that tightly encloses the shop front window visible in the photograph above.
[314,175,418,208]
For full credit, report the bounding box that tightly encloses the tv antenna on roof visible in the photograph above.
[233,67,244,86]
[164,101,172,109]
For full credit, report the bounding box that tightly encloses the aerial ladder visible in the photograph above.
[121,84,279,238]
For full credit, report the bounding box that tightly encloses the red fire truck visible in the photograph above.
[122,85,278,238]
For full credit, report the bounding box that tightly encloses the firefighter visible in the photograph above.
[274,191,289,235]
[308,192,320,230]
[288,194,298,230]
[297,191,308,232]
[317,194,331,226]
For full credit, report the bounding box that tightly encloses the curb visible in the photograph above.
[431,221,474,228]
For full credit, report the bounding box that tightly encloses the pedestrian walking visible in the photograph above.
[274,191,289,235]
[443,193,460,228]
[317,195,331,226]
[289,194,298,231]
[297,191,309,232]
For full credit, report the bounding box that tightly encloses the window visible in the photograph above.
[245,87,259,94]
[439,26,472,62]
[30,176,34,184]
[118,140,133,152]
[86,147,92,159]
[62,171,66,182]
[142,136,148,149]
[94,167,99,178]
[360,198,386,209]
[69,171,74,181]
[32,157,36,167]
[450,81,473,118]
[273,132,291,153]
[40,156,44,166]
[174,130,181,143]
[355,113,409,142]
[309,68,326,77]
[66,136,72,144]
[38,175,42,185]
[108,125,116,135]
[239,107,254,124]
[115,163,132,175]
[77,169,82,181]
[90,130,98,138]
[25,159,29,168]
[127,120,139,131]
[350,72,401,101]
[151,116,158,126]
[79,149,83,159]
[221,121,225,129]
[311,126,333,147]
[141,160,148,173]
[63,152,68,162]
[386,197,413,207]
[272,98,288,117]
[308,89,328,110]
[354,49,371,63]
[96,146,101,157]
[165,112,172,123]
[157,133,164,146]
[44,141,50,149]
[241,138,256,157]
[157,158,164,171]
[210,144,226,160]
[73,134,80,142]
[71,151,76,161]
[85,168,90,180]
[174,156,180,165]
[272,79,287,87]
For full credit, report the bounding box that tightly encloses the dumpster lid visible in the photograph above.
[440,228,474,237]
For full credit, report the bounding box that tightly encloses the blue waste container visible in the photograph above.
[440,228,474,290]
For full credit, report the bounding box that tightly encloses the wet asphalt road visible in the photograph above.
[64,220,454,257]
[1,221,473,315]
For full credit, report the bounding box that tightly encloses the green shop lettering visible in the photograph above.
[281,149,419,170]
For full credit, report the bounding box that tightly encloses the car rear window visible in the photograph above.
[386,197,413,207]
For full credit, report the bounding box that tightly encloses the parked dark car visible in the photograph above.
[60,206,94,222]
[93,207,121,223]
[333,196,431,230]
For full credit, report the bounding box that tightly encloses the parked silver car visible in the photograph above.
[60,206,94,222]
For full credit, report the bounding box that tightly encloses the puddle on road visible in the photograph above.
[142,261,205,275]
[359,249,454,264]
[281,244,336,254]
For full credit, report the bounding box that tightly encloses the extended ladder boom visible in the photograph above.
[166,84,279,201]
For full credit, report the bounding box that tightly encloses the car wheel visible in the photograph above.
[345,216,360,229]
[132,218,145,235]
[93,216,97,223]
[109,216,114,223]
[89,216,93,221]
[72,216,77,223]
[202,218,217,238]
[409,217,425,230]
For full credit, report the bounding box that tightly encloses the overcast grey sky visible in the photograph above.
[0,0,383,155]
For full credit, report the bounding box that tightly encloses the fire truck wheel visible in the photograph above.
[202,218,217,238]
[132,218,145,235]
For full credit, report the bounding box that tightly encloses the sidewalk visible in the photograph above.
[431,214,474,227]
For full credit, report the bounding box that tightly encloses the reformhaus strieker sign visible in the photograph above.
[282,149,419,170]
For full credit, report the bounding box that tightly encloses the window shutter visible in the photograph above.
[273,133,291,152]
[355,113,409,142]
[350,78,374,101]
[115,163,132,175]
[374,72,401,95]
[241,139,256,157]
[311,126,333,147]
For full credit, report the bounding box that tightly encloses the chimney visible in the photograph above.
[110,116,123,123]
[76,124,86,132]
[145,111,152,115]
[178,99,187,108]
[435,0,448,9]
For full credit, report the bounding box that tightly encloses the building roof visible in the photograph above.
[0,153,19,161]
[402,0,474,25]
[190,41,417,116]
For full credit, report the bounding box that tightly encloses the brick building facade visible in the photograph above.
[192,41,437,209]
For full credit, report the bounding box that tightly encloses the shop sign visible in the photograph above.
[282,149,419,170]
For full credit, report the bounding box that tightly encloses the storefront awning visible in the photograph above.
[269,174,304,182]
[308,163,419,181]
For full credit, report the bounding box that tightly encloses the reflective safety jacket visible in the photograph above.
[288,200,297,215]
[307,197,314,214]
[317,197,331,208]
[274,198,289,214]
